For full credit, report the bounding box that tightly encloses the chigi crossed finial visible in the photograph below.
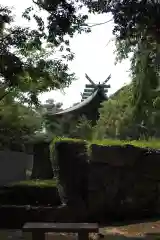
[81,73,111,101]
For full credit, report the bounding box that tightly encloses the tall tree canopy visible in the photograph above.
[112,0,160,118]
[1,0,160,108]
[0,3,76,105]
[40,98,63,134]
[31,0,160,108]
[0,97,42,149]
[25,0,160,140]
[96,83,160,140]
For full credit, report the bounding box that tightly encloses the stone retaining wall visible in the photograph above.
[54,142,160,221]
[0,151,33,186]
[1,142,160,226]
[88,144,160,220]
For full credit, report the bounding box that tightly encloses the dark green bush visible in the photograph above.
[50,138,89,205]
[0,180,60,206]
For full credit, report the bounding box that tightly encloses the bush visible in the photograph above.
[50,138,89,206]
[0,180,60,206]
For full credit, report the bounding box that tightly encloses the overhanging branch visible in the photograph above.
[88,18,113,27]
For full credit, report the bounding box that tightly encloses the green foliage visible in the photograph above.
[45,114,94,140]
[0,4,76,105]
[91,138,160,150]
[3,0,160,141]
[50,137,87,152]
[71,116,94,140]
[109,1,160,117]
[115,39,160,122]
[28,132,53,144]
[50,137,88,165]
[33,0,160,136]
[50,136,87,156]
[95,83,160,140]
[41,99,64,135]
[0,98,42,149]
[50,137,160,152]
[1,179,60,206]
[29,0,90,46]
[64,0,160,118]
[44,114,72,137]
[2,0,160,107]
[41,100,90,138]
[10,179,57,188]
[95,84,134,139]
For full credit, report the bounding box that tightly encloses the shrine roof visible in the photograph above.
[52,89,100,116]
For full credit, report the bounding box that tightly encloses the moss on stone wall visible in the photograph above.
[50,137,160,221]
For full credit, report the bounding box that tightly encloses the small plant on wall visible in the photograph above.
[71,116,94,140]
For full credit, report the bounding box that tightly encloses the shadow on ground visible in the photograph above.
[0,231,160,240]
[97,233,160,240]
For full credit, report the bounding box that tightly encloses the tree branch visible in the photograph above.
[105,37,116,47]
[0,83,11,101]
[88,18,113,27]
[0,91,10,101]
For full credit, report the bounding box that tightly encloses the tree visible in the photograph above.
[0,0,115,107]
[43,99,63,114]
[0,4,76,105]
[2,0,160,106]
[28,0,90,45]
[70,115,93,140]
[0,97,42,150]
[40,98,63,134]
[63,0,160,120]
[2,0,159,115]
[95,84,134,139]
[37,0,160,107]
[107,0,160,118]
[43,103,94,139]
[95,82,160,140]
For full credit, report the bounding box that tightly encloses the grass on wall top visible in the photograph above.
[51,137,160,152]
[50,137,89,164]
[9,179,57,188]
[91,139,160,149]
[50,137,88,154]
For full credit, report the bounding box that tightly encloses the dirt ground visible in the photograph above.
[46,220,160,240]
[99,220,160,239]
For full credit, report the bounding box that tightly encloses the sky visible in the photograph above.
[2,0,131,108]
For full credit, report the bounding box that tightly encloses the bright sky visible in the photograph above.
[2,0,131,108]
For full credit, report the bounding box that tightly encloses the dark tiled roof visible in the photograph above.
[52,89,99,116]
